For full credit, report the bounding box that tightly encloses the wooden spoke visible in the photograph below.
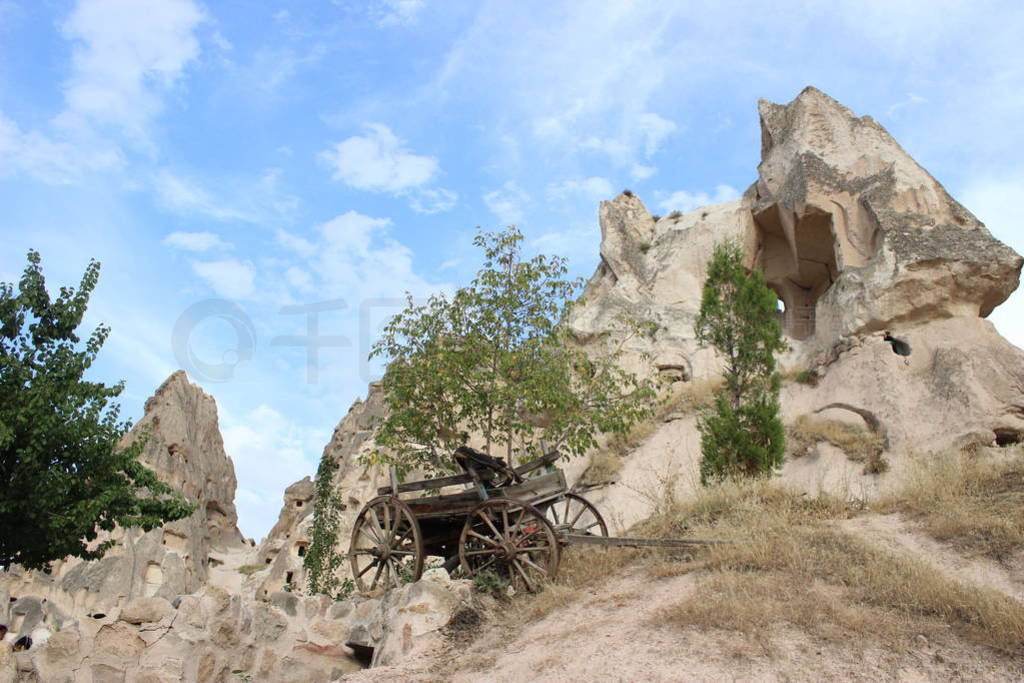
[459,497,560,593]
[543,493,608,538]
[370,561,385,590]
[466,529,501,547]
[349,496,424,593]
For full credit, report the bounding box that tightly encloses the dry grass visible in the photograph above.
[877,445,1024,561]
[660,377,722,415]
[236,563,265,576]
[789,414,888,473]
[511,545,639,622]
[580,450,623,484]
[646,478,1024,656]
[780,365,819,386]
[606,418,658,457]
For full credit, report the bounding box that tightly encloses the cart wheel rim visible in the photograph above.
[459,497,560,593]
[349,496,424,594]
[543,492,608,537]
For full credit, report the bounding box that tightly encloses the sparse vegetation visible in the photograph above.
[580,449,623,484]
[622,189,634,197]
[335,577,356,601]
[472,570,510,599]
[877,445,1024,560]
[639,241,652,253]
[236,563,265,576]
[657,377,723,416]
[644,478,1024,656]
[781,365,819,386]
[667,210,683,220]
[789,414,888,474]
[305,453,347,597]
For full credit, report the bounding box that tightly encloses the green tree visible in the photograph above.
[366,226,657,474]
[694,241,787,484]
[0,251,194,571]
[304,452,348,597]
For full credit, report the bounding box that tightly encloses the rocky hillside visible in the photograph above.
[2,86,1023,681]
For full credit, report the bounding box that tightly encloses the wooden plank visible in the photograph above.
[377,472,473,496]
[513,449,561,477]
[561,534,731,548]
[376,449,563,496]
[402,470,567,520]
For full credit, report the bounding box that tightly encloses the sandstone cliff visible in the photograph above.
[0,372,247,623]
[573,87,1024,530]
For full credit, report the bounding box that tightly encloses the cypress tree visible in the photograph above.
[694,241,787,484]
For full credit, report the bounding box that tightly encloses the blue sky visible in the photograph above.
[2,0,1022,540]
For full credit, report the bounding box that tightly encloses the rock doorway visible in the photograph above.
[755,204,839,341]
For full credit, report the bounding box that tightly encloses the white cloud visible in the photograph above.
[163,231,232,252]
[320,123,439,193]
[376,0,425,27]
[192,258,255,299]
[276,228,316,257]
[0,110,123,183]
[658,184,741,213]
[152,169,298,222]
[0,0,204,184]
[484,181,530,225]
[410,187,458,214]
[636,112,677,157]
[532,224,599,262]
[60,0,206,145]
[285,266,313,292]
[285,210,443,302]
[631,164,657,181]
[546,177,614,202]
[153,171,257,222]
[221,403,322,540]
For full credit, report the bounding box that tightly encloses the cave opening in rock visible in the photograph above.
[755,204,839,341]
[994,429,1022,447]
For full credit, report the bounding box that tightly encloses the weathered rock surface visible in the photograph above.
[6,86,1024,680]
[0,372,248,625]
[752,86,1021,343]
[572,87,1022,368]
[569,86,1024,461]
[7,571,470,682]
[255,383,392,597]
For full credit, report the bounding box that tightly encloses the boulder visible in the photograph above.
[118,597,175,625]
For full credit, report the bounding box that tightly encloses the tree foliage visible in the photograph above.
[0,251,193,570]
[366,227,657,473]
[304,452,348,597]
[694,241,787,484]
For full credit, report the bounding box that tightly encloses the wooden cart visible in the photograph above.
[347,448,609,594]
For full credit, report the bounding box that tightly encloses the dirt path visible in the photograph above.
[842,513,1024,603]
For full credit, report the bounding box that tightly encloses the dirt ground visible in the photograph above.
[338,511,1024,682]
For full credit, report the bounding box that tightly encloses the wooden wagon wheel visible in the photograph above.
[543,493,608,537]
[459,497,560,593]
[349,496,424,593]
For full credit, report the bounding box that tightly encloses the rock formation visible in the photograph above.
[255,383,391,597]
[4,86,1024,680]
[570,87,1023,450]
[572,87,1024,530]
[0,372,247,622]
[0,373,471,681]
